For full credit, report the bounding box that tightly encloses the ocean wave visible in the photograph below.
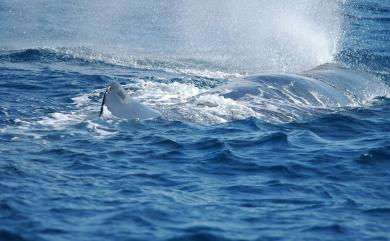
[0,47,243,79]
[167,233,230,241]
[355,145,390,165]
[0,229,28,241]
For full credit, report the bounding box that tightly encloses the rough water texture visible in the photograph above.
[1,1,390,241]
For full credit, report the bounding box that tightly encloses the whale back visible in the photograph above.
[214,63,385,107]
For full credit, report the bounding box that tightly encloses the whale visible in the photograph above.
[99,82,162,120]
[99,64,388,122]
[199,63,388,122]
[211,63,384,106]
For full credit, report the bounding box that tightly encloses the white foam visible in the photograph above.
[174,67,243,79]
[129,80,205,105]
[126,80,260,124]
[72,93,94,108]
[0,118,43,141]
[37,112,84,130]
[72,88,105,111]
[86,120,118,138]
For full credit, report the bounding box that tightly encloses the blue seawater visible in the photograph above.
[1,1,390,241]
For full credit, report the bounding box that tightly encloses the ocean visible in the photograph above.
[0,1,389,241]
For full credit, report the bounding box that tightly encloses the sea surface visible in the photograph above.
[1,1,390,241]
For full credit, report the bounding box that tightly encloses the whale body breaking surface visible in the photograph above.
[99,64,388,123]
[100,82,162,120]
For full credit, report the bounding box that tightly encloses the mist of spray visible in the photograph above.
[0,0,343,72]
[174,0,343,72]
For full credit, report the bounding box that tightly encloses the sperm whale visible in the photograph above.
[99,82,161,120]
